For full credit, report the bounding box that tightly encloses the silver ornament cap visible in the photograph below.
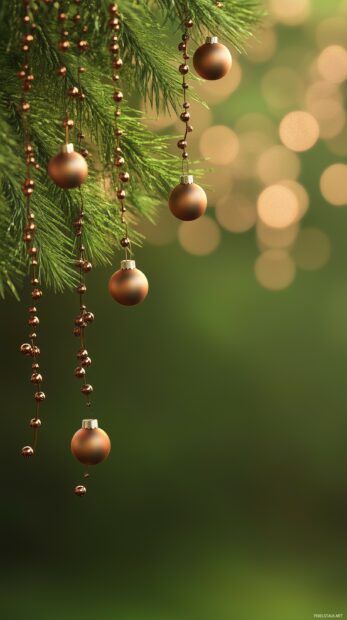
[121,259,136,270]
[205,36,218,44]
[82,419,98,430]
[181,174,194,185]
[61,143,75,154]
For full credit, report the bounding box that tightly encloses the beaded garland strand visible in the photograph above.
[168,1,207,222]
[46,1,111,496]
[107,3,149,307]
[19,0,46,459]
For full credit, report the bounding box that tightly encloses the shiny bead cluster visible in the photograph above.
[177,10,194,174]
[18,0,44,458]
[108,3,132,256]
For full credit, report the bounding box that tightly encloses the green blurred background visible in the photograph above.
[2,0,347,618]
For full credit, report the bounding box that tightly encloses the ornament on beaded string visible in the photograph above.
[47,2,88,188]
[106,3,149,307]
[169,3,207,222]
[60,0,111,497]
[193,1,232,81]
[17,0,45,459]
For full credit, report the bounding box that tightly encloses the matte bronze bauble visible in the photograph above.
[169,175,207,221]
[71,419,111,466]
[193,37,232,81]
[48,143,88,189]
[109,260,149,306]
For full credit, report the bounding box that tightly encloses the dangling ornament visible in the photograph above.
[107,3,149,306]
[109,259,149,306]
[71,419,111,466]
[193,36,232,80]
[48,143,88,189]
[169,5,208,221]
[17,0,46,459]
[169,175,207,221]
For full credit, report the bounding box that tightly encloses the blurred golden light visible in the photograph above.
[269,0,311,26]
[257,221,299,249]
[199,125,239,166]
[256,145,301,185]
[257,184,300,229]
[312,101,346,140]
[305,81,342,110]
[216,194,257,233]
[293,228,331,270]
[278,180,309,220]
[320,164,347,206]
[196,59,242,103]
[316,17,347,49]
[178,216,221,256]
[262,67,304,109]
[279,111,319,152]
[317,45,347,84]
[255,250,296,291]
[246,27,278,63]
[139,208,178,246]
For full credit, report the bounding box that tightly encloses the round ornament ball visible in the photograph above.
[48,143,88,189]
[193,36,232,81]
[109,260,149,306]
[169,175,207,221]
[71,419,111,466]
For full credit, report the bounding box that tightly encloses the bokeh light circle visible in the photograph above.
[200,125,239,166]
[257,145,301,185]
[317,45,347,84]
[216,194,256,233]
[279,111,319,152]
[320,164,347,206]
[257,185,300,229]
[178,216,221,256]
[255,250,296,290]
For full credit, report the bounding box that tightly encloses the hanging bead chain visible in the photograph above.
[108,3,132,259]
[177,3,194,175]
[71,1,94,411]
[19,0,45,458]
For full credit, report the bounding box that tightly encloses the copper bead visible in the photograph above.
[48,147,88,189]
[21,446,34,457]
[109,263,149,306]
[169,180,207,221]
[74,485,87,496]
[30,418,42,428]
[71,427,111,466]
[193,40,232,81]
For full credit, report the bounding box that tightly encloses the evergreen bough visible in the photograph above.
[0,0,262,298]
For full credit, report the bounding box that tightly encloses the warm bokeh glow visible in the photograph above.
[178,216,221,256]
[257,221,299,250]
[256,145,301,185]
[278,180,309,219]
[200,125,239,166]
[317,45,347,84]
[255,249,296,290]
[269,0,311,26]
[257,184,300,229]
[320,164,347,206]
[216,194,257,233]
[293,228,331,270]
[316,17,347,49]
[279,111,319,152]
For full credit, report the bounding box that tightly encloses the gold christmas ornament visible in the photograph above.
[193,37,232,81]
[71,419,111,466]
[169,175,207,221]
[109,260,149,306]
[48,143,88,189]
